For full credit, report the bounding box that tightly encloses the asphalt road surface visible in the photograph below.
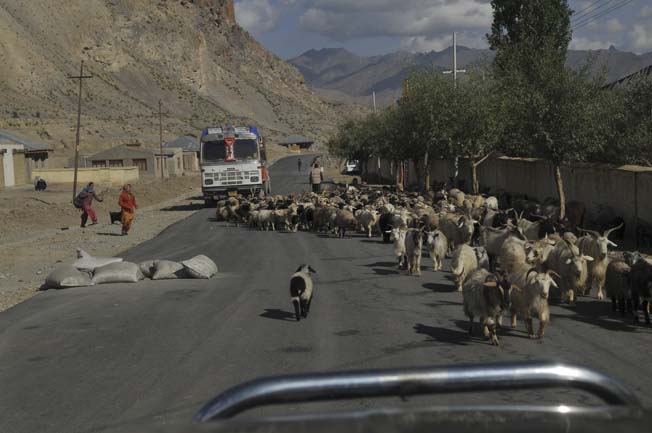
[2,155,652,433]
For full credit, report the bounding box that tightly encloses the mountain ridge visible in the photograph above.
[290,45,652,107]
[0,0,347,165]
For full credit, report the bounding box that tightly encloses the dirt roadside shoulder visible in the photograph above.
[0,181,204,313]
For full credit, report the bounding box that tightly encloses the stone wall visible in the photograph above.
[32,167,139,186]
[366,157,652,239]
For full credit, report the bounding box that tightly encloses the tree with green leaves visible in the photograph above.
[488,0,572,77]
[499,59,610,219]
[447,72,503,194]
[488,0,601,220]
[399,71,455,191]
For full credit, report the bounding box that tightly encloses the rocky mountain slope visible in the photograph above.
[0,0,347,165]
[291,46,652,107]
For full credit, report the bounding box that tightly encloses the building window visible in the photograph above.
[92,161,106,168]
[109,160,124,168]
[133,159,147,172]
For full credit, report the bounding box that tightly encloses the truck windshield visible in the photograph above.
[202,140,226,162]
[234,139,259,160]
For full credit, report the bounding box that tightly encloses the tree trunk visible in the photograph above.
[412,159,421,192]
[554,164,566,221]
[424,150,430,191]
[471,160,479,195]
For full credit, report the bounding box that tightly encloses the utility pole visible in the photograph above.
[68,60,93,201]
[372,91,377,113]
[154,100,169,180]
[442,32,467,88]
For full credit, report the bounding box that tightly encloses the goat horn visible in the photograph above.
[603,222,624,239]
[578,227,600,238]
[526,268,538,281]
[547,270,561,279]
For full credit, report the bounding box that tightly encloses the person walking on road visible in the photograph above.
[77,182,103,228]
[297,158,303,172]
[310,163,323,194]
[118,184,137,236]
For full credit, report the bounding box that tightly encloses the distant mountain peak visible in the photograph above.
[609,45,618,52]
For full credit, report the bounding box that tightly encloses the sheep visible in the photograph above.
[388,226,408,269]
[290,264,317,321]
[544,240,593,305]
[605,260,632,316]
[485,196,499,211]
[481,224,526,271]
[379,212,406,243]
[623,251,642,266]
[577,223,623,300]
[335,209,357,238]
[629,258,652,324]
[405,229,424,276]
[273,209,292,232]
[517,216,556,241]
[462,269,512,346]
[451,245,478,292]
[439,213,475,252]
[474,247,491,271]
[449,188,465,207]
[498,237,536,275]
[420,212,439,231]
[508,264,558,339]
[356,210,378,238]
[258,209,275,231]
[425,230,447,271]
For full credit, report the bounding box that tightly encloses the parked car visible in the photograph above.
[345,160,360,173]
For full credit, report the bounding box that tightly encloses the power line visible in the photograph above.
[571,0,616,23]
[572,0,636,30]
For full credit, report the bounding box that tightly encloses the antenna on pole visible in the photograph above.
[68,60,93,202]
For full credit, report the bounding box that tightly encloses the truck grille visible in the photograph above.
[208,170,258,186]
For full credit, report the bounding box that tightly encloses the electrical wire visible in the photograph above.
[572,0,636,30]
[571,0,616,23]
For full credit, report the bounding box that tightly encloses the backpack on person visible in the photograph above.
[73,193,85,209]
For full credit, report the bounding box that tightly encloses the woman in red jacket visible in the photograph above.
[118,184,137,236]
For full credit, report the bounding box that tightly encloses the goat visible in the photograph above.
[462,269,512,346]
[577,223,623,299]
[289,264,317,321]
[405,229,424,276]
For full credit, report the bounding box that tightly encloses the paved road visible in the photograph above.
[2,155,652,433]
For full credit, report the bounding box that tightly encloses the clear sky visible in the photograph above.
[233,0,650,59]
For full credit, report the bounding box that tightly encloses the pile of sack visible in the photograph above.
[43,249,219,289]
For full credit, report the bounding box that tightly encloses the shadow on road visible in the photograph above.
[553,300,643,333]
[372,268,400,276]
[161,203,204,212]
[414,323,469,346]
[260,309,297,322]
[364,261,397,268]
[360,239,384,244]
[423,282,457,293]
[97,232,123,237]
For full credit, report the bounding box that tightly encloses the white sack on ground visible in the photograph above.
[182,255,218,279]
[73,249,123,271]
[91,262,144,285]
[152,260,186,280]
[45,266,93,289]
[139,260,158,279]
